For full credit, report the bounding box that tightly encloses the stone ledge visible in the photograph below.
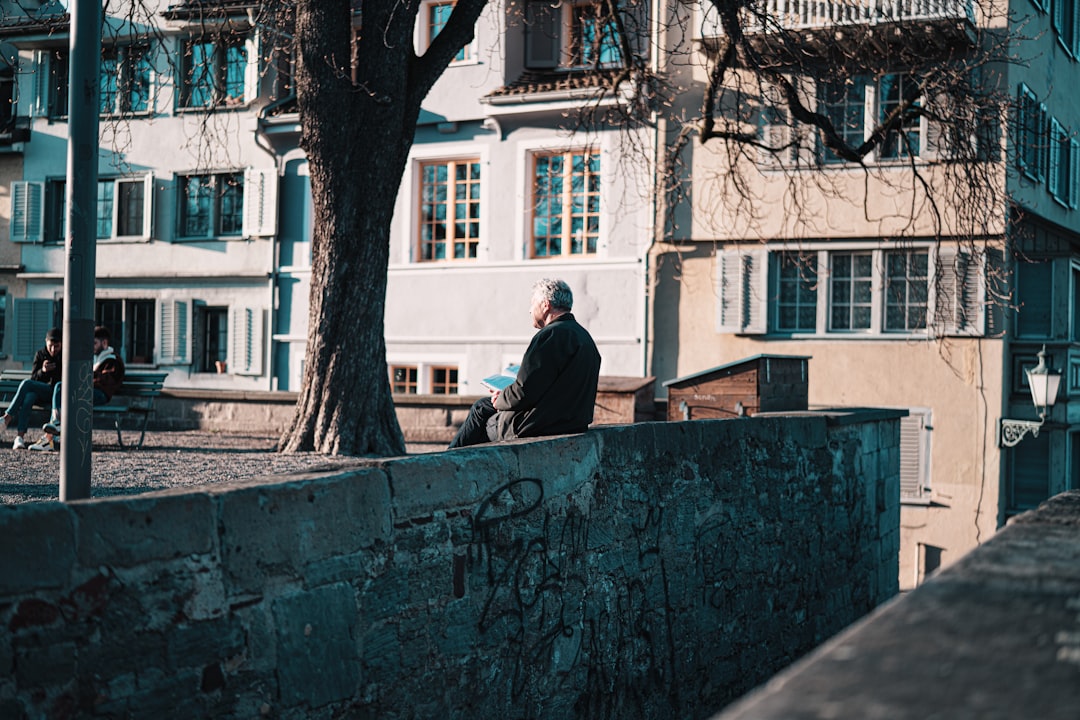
[713,490,1080,720]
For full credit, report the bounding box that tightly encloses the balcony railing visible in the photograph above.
[698,0,974,36]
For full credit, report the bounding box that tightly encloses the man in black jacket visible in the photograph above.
[448,278,601,449]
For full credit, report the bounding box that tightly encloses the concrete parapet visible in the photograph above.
[715,490,1080,720]
[0,411,903,719]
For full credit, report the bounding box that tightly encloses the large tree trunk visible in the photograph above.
[280,0,413,455]
[277,0,489,455]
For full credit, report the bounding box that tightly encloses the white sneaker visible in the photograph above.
[12,436,27,450]
[28,435,55,451]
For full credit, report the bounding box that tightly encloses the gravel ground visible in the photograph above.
[0,430,444,504]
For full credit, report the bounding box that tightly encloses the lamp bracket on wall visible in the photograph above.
[999,418,1045,448]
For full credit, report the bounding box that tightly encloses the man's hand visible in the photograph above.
[490,390,500,407]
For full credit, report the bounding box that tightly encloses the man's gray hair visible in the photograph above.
[533,278,573,311]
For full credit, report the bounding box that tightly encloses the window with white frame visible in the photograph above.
[884,251,929,332]
[525,0,623,70]
[14,176,153,244]
[828,251,873,331]
[721,245,986,337]
[877,74,922,160]
[418,158,481,261]
[530,149,600,258]
[388,362,460,393]
[420,0,472,62]
[99,45,153,115]
[818,77,867,164]
[774,251,818,333]
[35,45,154,118]
[179,34,253,109]
[178,172,243,239]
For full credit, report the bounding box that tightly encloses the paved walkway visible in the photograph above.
[0,430,443,504]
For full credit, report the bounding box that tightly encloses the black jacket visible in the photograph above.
[30,347,62,385]
[492,313,601,440]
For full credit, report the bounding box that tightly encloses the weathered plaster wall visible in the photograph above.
[0,413,901,719]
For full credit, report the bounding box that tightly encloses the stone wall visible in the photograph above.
[0,412,901,719]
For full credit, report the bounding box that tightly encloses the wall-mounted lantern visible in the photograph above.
[1000,345,1062,448]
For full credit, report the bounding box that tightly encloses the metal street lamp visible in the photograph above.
[1000,345,1062,448]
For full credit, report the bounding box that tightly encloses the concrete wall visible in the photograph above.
[0,413,901,719]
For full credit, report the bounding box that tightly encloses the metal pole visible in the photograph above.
[59,0,102,501]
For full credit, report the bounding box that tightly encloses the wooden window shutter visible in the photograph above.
[13,299,54,362]
[230,306,264,376]
[10,181,44,243]
[935,246,985,336]
[899,410,931,502]
[242,168,278,238]
[158,298,191,365]
[244,32,261,103]
[716,248,767,334]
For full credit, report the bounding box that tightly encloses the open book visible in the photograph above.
[481,364,521,392]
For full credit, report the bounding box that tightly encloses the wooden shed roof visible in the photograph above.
[662,354,811,388]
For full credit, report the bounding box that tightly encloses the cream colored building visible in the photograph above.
[651,0,1079,588]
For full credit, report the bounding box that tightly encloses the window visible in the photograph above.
[99,45,153,115]
[180,35,249,109]
[884,251,928,332]
[530,149,600,258]
[391,365,419,393]
[1017,84,1048,182]
[178,173,244,239]
[418,159,481,261]
[775,252,818,332]
[37,176,152,243]
[423,1,470,62]
[199,306,228,373]
[829,252,873,331]
[723,246,974,336]
[900,409,932,503]
[431,366,459,394]
[37,46,153,118]
[566,0,621,68]
[878,74,921,160]
[40,48,69,118]
[97,298,155,365]
[818,77,866,164]
[524,0,623,70]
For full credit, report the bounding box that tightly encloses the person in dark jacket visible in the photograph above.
[448,279,601,449]
[1,327,62,449]
[29,326,125,451]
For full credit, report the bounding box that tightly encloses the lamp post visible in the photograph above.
[999,345,1062,448]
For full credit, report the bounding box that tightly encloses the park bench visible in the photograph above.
[0,369,168,449]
